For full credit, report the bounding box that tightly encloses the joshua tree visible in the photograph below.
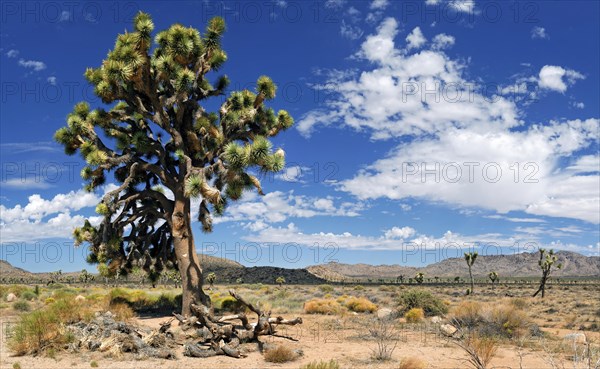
[56,12,295,321]
[414,272,424,284]
[488,271,498,285]
[235,277,243,285]
[533,249,562,299]
[276,276,286,287]
[79,269,93,285]
[396,275,404,284]
[464,252,478,294]
[206,272,216,290]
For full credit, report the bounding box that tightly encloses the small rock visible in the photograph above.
[440,324,458,337]
[6,293,17,302]
[75,295,86,302]
[564,333,587,344]
[430,316,443,324]
[377,308,393,320]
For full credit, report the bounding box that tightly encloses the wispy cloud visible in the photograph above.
[6,49,19,58]
[18,58,46,71]
[1,178,53,190]
[0,142,60,155]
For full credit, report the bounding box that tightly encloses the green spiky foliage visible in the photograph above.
[275,276,286,287]
[55,13,293,302]
[206,272,216,289]
[414,272,424,284]
[532,249,562,299]
[464,252,478,294]
[488,271,498,284]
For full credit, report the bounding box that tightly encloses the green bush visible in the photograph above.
[21,291,37,301]
[319,284,334,293]
[13,301,30,312]
[398,289,448,316]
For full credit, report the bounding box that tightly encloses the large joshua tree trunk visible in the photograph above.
[172,191,211,316]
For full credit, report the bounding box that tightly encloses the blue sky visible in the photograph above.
[1,0,599,272]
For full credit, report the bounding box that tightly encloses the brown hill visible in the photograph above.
[308,251,600,281]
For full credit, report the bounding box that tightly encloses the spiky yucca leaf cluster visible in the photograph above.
[57,12,294,281]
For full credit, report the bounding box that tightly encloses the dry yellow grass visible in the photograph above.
[404,308,425,323]
[398,357,427,369]
[263,344,298,363]
[344,296,377,313]
[304,298,342,314]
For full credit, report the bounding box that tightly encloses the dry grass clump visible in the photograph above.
[263,344,299,363]
[398,357,427,369]
[345,296,377,313]
[301,359,340,369]
[450,301,482,328]
[304,298,343,315]
[451,300,530,338]
[404,308,425,323]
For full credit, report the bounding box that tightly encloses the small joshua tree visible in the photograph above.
[488,271,498,284]
[414,272,424,285]
[206,272,216,290]
[396,275,404,284]
[533,249,562,299]
[464,252,478,294]
[79,269,92,285]
[276,276,286,287]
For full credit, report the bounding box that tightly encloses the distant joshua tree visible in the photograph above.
[464,252,478,294]
[396,275,404,284]
[206,272,217,290]
[488,271,499,286]
[276,276,286,287]
[414,272,424,284]
[533,249,562,299]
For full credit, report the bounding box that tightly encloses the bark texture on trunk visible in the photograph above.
[172,193,210,317]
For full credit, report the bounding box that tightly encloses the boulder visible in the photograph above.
[440,324,458,337]
[377,308,393,320]
[430,316,443,324]
[75,295,86,302]
[6,293,17,302]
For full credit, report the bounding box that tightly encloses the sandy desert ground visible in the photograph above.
[1,282,599,369]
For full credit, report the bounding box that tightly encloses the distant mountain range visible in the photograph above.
[1,251,598,284]
[307,251,600,280]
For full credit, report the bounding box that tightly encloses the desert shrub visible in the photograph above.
[245,283,264,290]
[21,291,37,301]
[451,301,530,339]
[215,296,243,312]
[319,284,334,293]
[12,363,21,369]
[398,357,427,369]
[510,298,528,310]
[398,289,448,316]
[456,334,498,369]
[5,286,33,298]
[304,298,342,315]
[345,296,377,313]
[353,285,365,291]
[485,304,529,338]
[90,360,99,367]
[44,297,56,305]
[9,309,65,355]
[46,283,66,290]
[263,344,298,363]
[301,359,340,369]
[108,302,135,321]
[450,301,483,328]
[369,318,398,361]
[13,301,30,312]
[404,308,424,323]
